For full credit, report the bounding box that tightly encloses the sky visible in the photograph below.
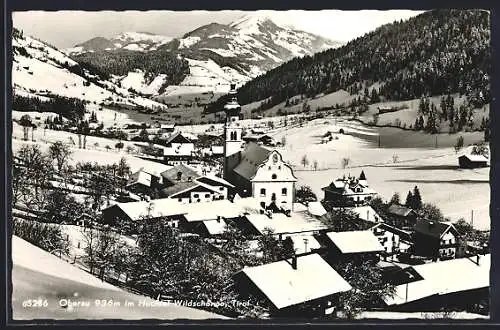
[12,10,424,49]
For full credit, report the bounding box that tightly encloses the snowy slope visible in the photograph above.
[12,30,168,115]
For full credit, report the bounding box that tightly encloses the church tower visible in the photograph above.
[223,83,244,180]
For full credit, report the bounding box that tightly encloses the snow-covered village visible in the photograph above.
[10,9,491,321]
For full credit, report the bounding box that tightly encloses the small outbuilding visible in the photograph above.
[458,154,488,169]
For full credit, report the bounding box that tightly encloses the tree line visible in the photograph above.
[206,9,490,116]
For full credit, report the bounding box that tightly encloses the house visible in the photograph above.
[319,230,384,263]
[413,220,461,260]
[125,169,162,196]
[238,212,327,237]
[162,132,196,165]
[370,223,413,261]
[322,172,377,206]
[233,254,352,316]
[101,198,188,229]
[458,154,488,169]
[242,134,277,147]
[222,86,297,212]
[178,198,261,235]
[386,204,417,229]
[159,165,233,203]
[384,254,490,311]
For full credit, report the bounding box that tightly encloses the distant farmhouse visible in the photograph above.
[162,132,196,165]
[458,154,488,169]
[222,84,297,212]
[322,171,377,206]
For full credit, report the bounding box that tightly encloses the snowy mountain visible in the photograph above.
[70,13,342,98]
[12,28,168,117]
[65,32,174,54]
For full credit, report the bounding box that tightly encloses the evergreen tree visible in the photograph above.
[359,170,367,181]
[390,192,400,205]
[440,96,448,121]
[405,191,414,207]
[412,186,423,209]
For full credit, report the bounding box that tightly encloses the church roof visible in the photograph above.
[233,142,272,181]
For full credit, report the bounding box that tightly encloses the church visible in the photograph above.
[222,84,297,211]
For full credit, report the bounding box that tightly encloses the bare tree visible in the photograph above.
[341,157,351,169]
[49,141,72,174]
[301,154,309,168]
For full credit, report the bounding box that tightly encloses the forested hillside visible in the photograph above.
[206,9,490,113]
[72,50,190,86]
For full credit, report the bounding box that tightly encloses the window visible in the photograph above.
[260,202,266,208]
[282,188,287,196]
[205,194,210,198]
[176,171,182,181]
[272,174,277,179]
[260,188,266,196]
[219,187,224,191]
[178,198,182,202]
[193,194,199,198]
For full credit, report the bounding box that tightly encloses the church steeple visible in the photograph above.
[223,83,244,180]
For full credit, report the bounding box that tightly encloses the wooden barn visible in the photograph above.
[458,154,488,169]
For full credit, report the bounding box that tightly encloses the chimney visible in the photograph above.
[291,255,297,270]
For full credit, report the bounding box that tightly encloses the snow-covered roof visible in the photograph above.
[127,170,152,188]
[307,202,327,217]
[183,199,252,222]
[385,254,490,306]
[349,205,384,223]
[239,253,352,309]
[197,174,235,188]
[460,154,488,162]
[326,231,384,254]
[293,203,309,213]
[244,212,327,235]
[202,219,228,235]
[109,198,188,221]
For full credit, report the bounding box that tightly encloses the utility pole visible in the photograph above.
[435,135,438,148]
[471,210,474,227]
[378,135,381,148]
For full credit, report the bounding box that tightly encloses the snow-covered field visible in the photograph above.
[12,126,172,175]
[271,119,490,230]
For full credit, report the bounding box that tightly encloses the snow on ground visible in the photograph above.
[159,58,252,97]
[12,236,227,320]
[12,128,172,175]
[119,70,168,95]
[272,119,490,230]
[13,33,168,112]
[12,110,67,123]
[178,36,201,49]
[12,235,120,291]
